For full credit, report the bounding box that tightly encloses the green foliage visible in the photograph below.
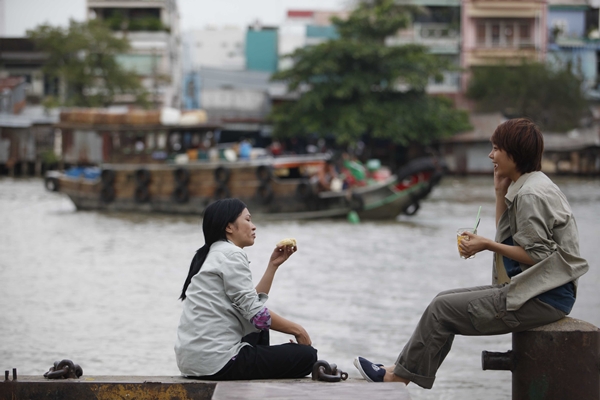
[27,19,149,108]
[41,96,61,111]
[40,149,60,165]
[466,61,588,132]
[105,11,127,31]
[269,0,470,145]
[128,16,165,32]
[104,10,166,32]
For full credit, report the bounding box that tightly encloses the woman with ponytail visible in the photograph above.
[175,198,317,380]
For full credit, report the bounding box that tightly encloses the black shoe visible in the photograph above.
[353,356,386,382]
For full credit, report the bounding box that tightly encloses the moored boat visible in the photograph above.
[44,154,443,220]
[43,108,445,220]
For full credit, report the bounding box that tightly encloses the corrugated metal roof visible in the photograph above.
[443,112,600,151]
[0,106,59,128]
[0,77,25,90]
[198,67,271,91]
[443,112,506,143]
[543,127,600,151]
[548,0,589,7]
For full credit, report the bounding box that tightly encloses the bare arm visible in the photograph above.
[255,264,277,295]
[255,244,297,295]
[269,310,312,346]
[461,233,535,266]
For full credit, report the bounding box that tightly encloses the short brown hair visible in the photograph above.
[491,118,544,174]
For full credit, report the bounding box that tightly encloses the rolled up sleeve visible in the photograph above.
[220,251,268,322]
[513,194,557,263]
[250,307,272,330]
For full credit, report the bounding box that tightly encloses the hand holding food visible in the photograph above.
[270,238,297,267]
[277,238,297,247]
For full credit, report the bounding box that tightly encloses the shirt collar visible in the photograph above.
[505,172,534,203]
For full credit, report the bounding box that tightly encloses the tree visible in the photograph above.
[268,0,470,146]
[466,61,588,132]
[27,20,149,108]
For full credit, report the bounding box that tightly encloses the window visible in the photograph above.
[112,132,121,148]
[520,24,532,43]
[157,132,167,149]
[146,132,155,149]
[476,23,486,45]
[491,23,501,46]
[505,26,514,46]
[170,132,182,151]
[474,19,534,48]
[135,136,145,153]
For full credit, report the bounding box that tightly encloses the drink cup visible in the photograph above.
[457,228,475,259]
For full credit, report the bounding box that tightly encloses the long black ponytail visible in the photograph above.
[179,198,247,300]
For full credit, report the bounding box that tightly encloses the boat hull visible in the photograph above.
[47,156,443,220]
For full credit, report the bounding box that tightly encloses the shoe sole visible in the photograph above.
[353,357,375,382]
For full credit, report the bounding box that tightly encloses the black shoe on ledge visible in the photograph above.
[353,356,385,382]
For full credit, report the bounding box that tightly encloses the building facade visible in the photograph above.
[245,23,279,73]
[461,0,548,91]
[181,26,245,72]
[278,10,346,70]
[547,0,599,91]
[389,0,462,97]
[0,38,59,102]
[87,0,182,108]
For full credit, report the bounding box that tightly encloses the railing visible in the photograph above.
[388,23,460,53]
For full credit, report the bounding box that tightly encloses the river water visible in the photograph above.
[1,176,598,400]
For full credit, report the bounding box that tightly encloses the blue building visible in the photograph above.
[182,72,201,110]
[547,0,600,91]
[246,26,279,73]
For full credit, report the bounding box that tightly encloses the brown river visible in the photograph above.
[1,176,599,400]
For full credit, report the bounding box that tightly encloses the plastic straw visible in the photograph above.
[473,206,482,234]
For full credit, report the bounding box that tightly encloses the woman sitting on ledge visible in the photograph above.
[354,118,589,389]
[175,198,317,380]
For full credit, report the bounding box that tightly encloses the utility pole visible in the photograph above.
[151,47,159,108]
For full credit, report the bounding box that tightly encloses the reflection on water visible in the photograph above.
[1,176,599,400]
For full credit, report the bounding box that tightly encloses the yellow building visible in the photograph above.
[461,0,548,90]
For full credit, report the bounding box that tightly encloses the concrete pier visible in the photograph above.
[0,376,411,400]
[482,317,600,400]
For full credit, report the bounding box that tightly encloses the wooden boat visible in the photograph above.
[44,154,444,220]
[43,108,445,220]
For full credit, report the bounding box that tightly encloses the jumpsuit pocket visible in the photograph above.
[467,287,521,334]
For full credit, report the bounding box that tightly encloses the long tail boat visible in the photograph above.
[43,109,445,220]
[44,154,444,220]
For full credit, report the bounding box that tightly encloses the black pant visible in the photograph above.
[194,331,318,380]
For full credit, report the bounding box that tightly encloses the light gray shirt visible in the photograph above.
[493,171,589,311]
[174,240,268,376]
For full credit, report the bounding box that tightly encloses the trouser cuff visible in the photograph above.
[393,363,435,389]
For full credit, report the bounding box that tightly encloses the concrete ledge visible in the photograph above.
[0,376,411,400]
[212,379,411,400]
[527,317,599,332]
[0,376,216,400]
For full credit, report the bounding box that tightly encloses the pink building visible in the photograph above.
[461,0,548,91]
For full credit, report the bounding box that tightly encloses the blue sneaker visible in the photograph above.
[353,356,386,382]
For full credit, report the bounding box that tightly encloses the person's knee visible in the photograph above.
[435,289,456,298]
[304,345,318,363]
[295,345,317,368]
[428,294,453,316]
[294,345,318,377]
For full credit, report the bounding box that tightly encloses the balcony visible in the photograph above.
[427,71,461,94]
[467,47,539,66]
[466,1,546,19]
[88,1,167,6]
[387,23,460,54]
